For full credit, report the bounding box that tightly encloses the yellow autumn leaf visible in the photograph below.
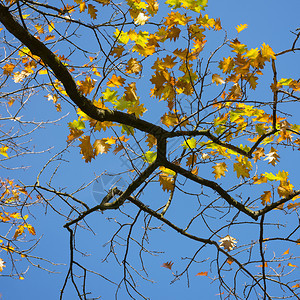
[278,180,293,198]
[234,161,250,178]
[288,263,297,267]
[0,258,5,272]
[126,58,142,74]
[212,162,228,179]
[261,43,276,61]
[107,74,126,88]
[0,146,9,158]
[212,74,225,85]
[3,63,15,75]
[282,248,290,255]
[78,77,96,95]
[264,147,280,166]
[235,24,248,33]
[134,12,150,25]
[48,22,55,32]
[79,136,95,162]
[260,191,271,205]
[93,139,111,155]
[159,174,174,192]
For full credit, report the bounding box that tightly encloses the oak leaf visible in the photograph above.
[235,24,248,33]
[0,146,9,158]
[134,12,150,25]
[260,191,271,205]
[219,235,237,251]
[88,4,97,19]
[264,147,279,166]
[79,136,95,162]
[67,129,83,142]
[159,175,174,192]
[253,147,265,162]
[93,139,111,155]
[182,137,197,149]
[3,63,15,75]
[78,76,96,95]
[107,74,125,88]
[277,180,293,198]
[161,261,173,270]
[212,74,225,85]
[212,162,228,179]
[125,58,142,74]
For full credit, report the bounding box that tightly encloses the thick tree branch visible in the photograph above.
[161,159,258,220]
[0,4,167,139]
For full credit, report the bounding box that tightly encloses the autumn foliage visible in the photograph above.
[0,0,300,299]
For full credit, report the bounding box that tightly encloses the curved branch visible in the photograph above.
[0,4,167,139]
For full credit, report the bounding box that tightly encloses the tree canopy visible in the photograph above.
[0,0,300,299]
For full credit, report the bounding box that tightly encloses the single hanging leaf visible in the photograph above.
[182,137,197,149]
[264,147,280,166]
[107,74,125,88]
[212,74,225,85]
[212,162,228,179]
[260,191,271,205]
[235,24,248,33]
[159,175,174,192]
[126,58,142,74]
[93,139,111,155]
[282,248,290,255]
[161,261,173,270]
[79,136,95,162]
[0,146,9,158]
[88,4,97,19]
[219,235,237,251]
[0,258,5,272]
[277,180,293,198]
[142,151,157,163]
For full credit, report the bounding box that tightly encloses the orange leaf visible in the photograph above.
[257,262,268,268]
[88,4,97,19]
[3,63,15,75]
[107,74,125,88]
[282,248,290,255]
[161,261,173,270]
[288,263,297,267]
[260,191,271,206]
[159,175,174,192]
[79,136,95,163]
[196,271,208,276]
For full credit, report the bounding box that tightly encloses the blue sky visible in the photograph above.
[1,0,300,299]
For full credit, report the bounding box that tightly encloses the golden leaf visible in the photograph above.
[235,24,248,33]
[212,162,228,179]
[79,136,95,162]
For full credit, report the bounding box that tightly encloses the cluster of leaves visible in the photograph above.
[0,0,300,299]
[0,179,36,278]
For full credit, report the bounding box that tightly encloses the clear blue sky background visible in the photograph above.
[1,0,300,299]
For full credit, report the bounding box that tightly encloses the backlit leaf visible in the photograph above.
[79,136,95,162]
[260,191,271,205]
[182,138,197,149]
[212,162,228,179]
[235,24,248,33]
[161,261,173,270]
